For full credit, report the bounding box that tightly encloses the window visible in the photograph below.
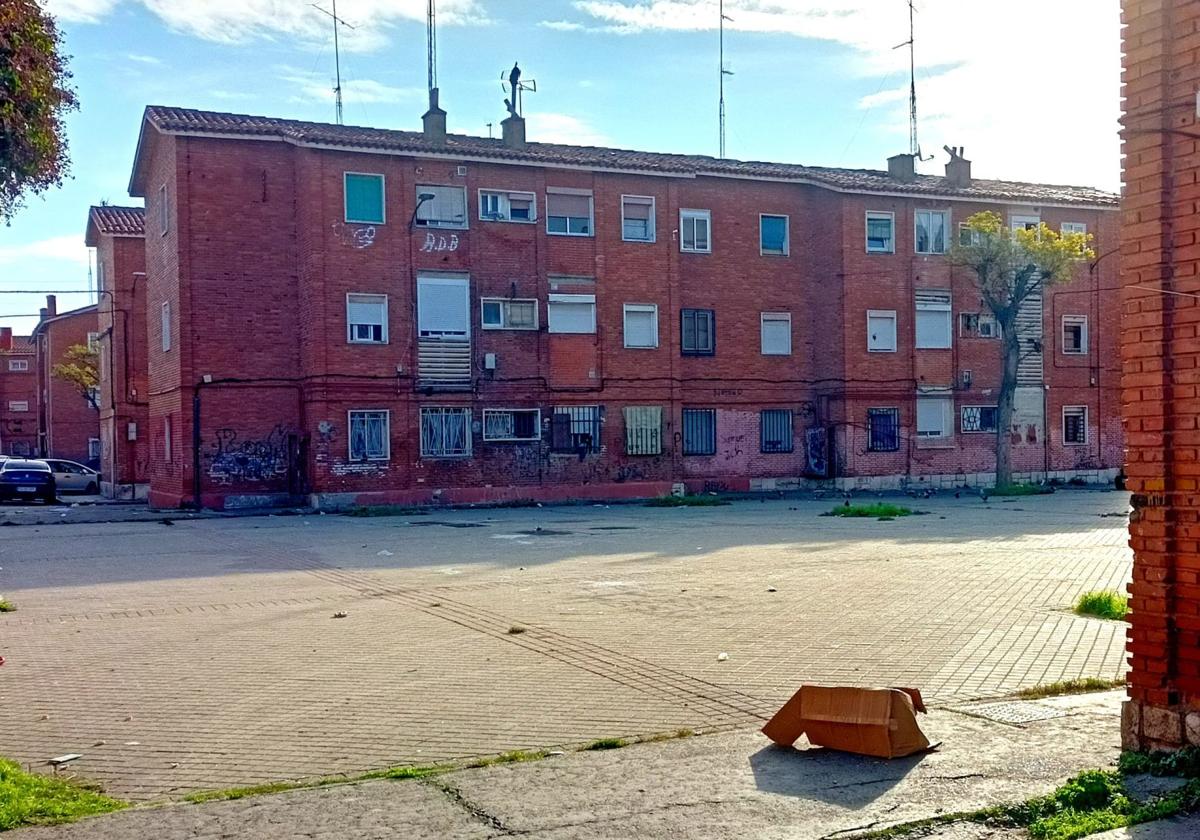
[958,222,985,247]
[867,408,900,452]
[349,410,390,461]
[414,185,468,229]
[161,301,171,352]
[483,409,541,442]
[417,276,469,339]
[7,359,28,372]
[867,310,897,352]
[866,211,895,253]
[621,196,655,242]
[760,214,789,255]
[761,312,792,355]
[760,409,794,453]
[916,396,953,439]
[623,304,659,349]
[682,408,716,456]
[1011,214,1041,232]
[551,405,602,453]
[623,406,663,455]
[88,438,101,460]
[479,190,536,223]
[346,294,388,343]
[97,261,106,293]
[1062,315,1088,355]
[961,405,999,434]
[164,416,171,460]
[680,209,711,253]
[915,209,949,254]
[681,308,715,355]
[420,407,471,457]
[960,312,1000,339]
[915,290,952,349]
[481,298,538,330]
[1061,222,1087,236]
[546,189,593,236]
[547,294,596,334]
[87,331,99,352]
[8,401,28,412]
[158,184,168,235]
[344,173,385,224]
[1063,405,1088,445]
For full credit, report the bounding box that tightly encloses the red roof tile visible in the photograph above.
[88,205,145,238]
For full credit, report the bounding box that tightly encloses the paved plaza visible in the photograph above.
[0,490,1131,801]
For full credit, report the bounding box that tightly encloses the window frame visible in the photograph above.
[866,407,900,452]
[866,309,898,353]
[1061,222,1088,236]
[547,293,597,334]
[623,406,664,456]
[346,293,389,344]
[8,359,28,372]
[480,298,539,331]
[164,416,171,461]
[343,172,387,225]
[760,408,795,453]
[546,188,595,237]
[915,290,953,350]
[681,408,717,456]
[620,195,656,243]
[914,208,950,255]
[760,312,792,356]
[961,405,999,434]
[759,213,790,256]
[916,396,954,439]
[680,308,716,356]
[1061,315,1089,355]
[348,409,391,462]
[482,408,542,442]
[1063,405,1089,446]
[161,301,171,352]
[7,400,28,413]
[550,405,602,453]
[419,406,472,458]
[622,303,660,349]
[158,184,168,236]
[680,209,712,253]
[865,211,896,254]
[414,184,469,230]
[478,189,537,224]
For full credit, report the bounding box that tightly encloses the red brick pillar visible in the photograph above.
[1120,0,1200,751]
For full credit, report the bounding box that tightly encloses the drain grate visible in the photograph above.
[952,700,1068,725]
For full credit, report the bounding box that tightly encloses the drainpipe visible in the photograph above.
[192,382,203,509]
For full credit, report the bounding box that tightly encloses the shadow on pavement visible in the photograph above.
[749,744,926,807]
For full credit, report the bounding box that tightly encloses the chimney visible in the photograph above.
[944,145,972,188]
[501,114,526,151]
[0,328,12,351]
[887,153,916,182]
[45,294,57,317]
[422,88,447,144]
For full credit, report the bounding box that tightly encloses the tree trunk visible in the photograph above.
[995,329,1021,488]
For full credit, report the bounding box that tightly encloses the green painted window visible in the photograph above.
[344,173,385,224]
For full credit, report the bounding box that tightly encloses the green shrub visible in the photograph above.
[1074,590,1129,621]
[0,757,125,830]
[825,503,916,519]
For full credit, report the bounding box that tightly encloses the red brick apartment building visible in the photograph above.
[0,328,37,456]
[32,296,100,465]
[86,205,149,499]
[125,104,1121,510]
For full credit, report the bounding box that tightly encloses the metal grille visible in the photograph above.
[551,405,601,453]
[1064,406,1087,444]
[961,405,998,433]
[483,409,540,442]
[420,408,471,457]
[760,409,794,453]
[682,409,716,456]
[867,408,899,452]
[624,406,663,456]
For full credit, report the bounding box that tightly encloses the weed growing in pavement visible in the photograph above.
[507,625,527,635]
[0,757,125,830]
[824,503,918,519]
[0,599,14,613]
[581,738,628,751]
[1074,590,1130,621]
[1015,677,1125,700]
[644,495,731,507]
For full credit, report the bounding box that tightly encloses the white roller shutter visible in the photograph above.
[417,276,469,338]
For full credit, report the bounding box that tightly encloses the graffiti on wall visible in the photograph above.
[205,425,291,485]
[421,233,460,252]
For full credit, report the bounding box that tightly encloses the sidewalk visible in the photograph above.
[15,690,1192,840]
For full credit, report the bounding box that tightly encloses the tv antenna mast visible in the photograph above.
[427,0,437,93]
[312,0,356,125]
[719,0,734,158]
[893,0,929,159]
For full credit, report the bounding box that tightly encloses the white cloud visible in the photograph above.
[125,53,162,64]
[0,236,91,268]
[44,0,118,23]
[527,113,610,147]
[570,0,1121,188]
[540,20,588,31]
[282,70,423,106]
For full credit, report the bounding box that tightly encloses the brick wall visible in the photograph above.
[1120,0,1200,751]
[0,334,37,457]
[37,308,100,463]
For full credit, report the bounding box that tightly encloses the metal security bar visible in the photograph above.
[682,408,716,455]
[961,405,998,434]
[760,409,794,453]
[623,406,663,456]
[866,408,899,452]
[551,405,602,453]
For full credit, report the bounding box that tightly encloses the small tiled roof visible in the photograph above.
[87,205,144,238]
[135,106,1118,208]
[0,338,34,355]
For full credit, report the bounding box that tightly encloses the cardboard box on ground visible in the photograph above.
[762,686,934,759]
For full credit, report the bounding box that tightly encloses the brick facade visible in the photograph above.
[1120,0,1200,751]
[32,297,100,465]
[0,328,37,456]
[125,106,1122,510]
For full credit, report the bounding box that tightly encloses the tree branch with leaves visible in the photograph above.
[51,343,99,410]
[948,211,1093,488]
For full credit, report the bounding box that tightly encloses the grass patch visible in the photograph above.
[380,763,453,780]
[465,749,548,769]
[988,483,1055,497]
[1016,677,1126,700]
[341,505,429,517]
[582,737,628,751]
[0,599,14,613]
[635,728,696,744]
[0,757,126,831]
[185,781,308,803]
[824,503,916,519]
[1074,590,1130,621]
[644,495,731,508]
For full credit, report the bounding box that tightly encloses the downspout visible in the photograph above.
[192,381,202,508]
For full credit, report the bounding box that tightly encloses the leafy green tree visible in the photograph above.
[0,1,78,222]
[51,343,99,410]
[949,212,1094,488]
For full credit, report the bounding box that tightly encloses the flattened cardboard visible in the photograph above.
[761,685,932,759]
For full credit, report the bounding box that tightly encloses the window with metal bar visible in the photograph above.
[682,408,716,456]
[551,405,602,453]
[349,410,390,461]
[623,406,663,455]
[483,409,540,442]
[760,409,794,453]
[961,405,998,434]
[420,407,471,457]
[867,408,899,452]
[1063,406,1088,445]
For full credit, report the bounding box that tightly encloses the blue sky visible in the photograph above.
[0,0,1121,335]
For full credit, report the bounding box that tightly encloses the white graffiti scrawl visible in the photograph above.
[421,233,460,252]
[352,226,377,249]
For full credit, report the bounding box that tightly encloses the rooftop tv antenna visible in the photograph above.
[893,0,930,159]
[719,0,733,158]
[427,0,437,93]
[311,0,356,125]
[502,62,536,117]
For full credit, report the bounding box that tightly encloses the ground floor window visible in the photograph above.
[916,397,953,439]
[420,407,471,457]
[88,438,101,460]
[551,405,602,453]
[483,408,540,442]
[682,408,716,456]
[866,408,899,452]
[760,409,794,453]
[961,405,999,434]
[1063,405,1088,445]
[624,406,663,455]
[350,410,390,461]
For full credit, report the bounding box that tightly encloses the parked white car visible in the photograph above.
[43,460,101,494]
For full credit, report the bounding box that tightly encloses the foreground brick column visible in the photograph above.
[1120,0,1200,751]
